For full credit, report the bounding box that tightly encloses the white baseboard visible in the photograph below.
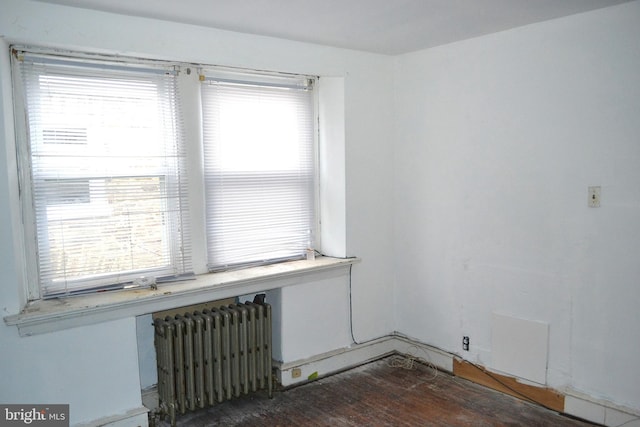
[273,333,453,388]
[74,407,148,427]
[564,391,640,427]
[392,333,454,373]
[273,333,639,426]
[275,336,397,387]
[140,332,640,427]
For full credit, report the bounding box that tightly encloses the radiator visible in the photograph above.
[154,300,273,425]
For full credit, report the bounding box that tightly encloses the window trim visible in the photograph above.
[10,46,322,300]
[1,41,348,329]
[200,73,318,271]
[12,48,194,299]
[4,256,359,337]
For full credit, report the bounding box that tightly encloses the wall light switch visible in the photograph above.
[588,186,601,208]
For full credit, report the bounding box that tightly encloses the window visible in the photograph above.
[11,48,317,299]
[201,72,316,271]
[13,50,191,298]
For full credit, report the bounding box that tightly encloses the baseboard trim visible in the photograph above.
[274,336,398,388]
[392,333,454,373]
[141,333,640,427]
[453,358,565,412]
[273,334,454,388]
[273,334,639,426]
[564,391,640,427]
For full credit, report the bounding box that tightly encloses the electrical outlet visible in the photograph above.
[462,336,470,351]
[291,368,302,379]
[588,186,601,208]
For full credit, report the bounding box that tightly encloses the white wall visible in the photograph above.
[394,0,640,412]
[0,318,143,424]
[4,0,638,422]
[267,271,352,363]
[0,0,395,423]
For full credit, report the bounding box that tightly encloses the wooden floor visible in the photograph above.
[158,356,598,427]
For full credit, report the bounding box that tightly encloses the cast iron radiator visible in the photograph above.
[153,300,272,425]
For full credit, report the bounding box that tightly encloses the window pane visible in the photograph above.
[201,78,316,270]
[43,177,168,280]
[15,52,192,297]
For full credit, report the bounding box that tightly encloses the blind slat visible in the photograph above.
[201,79,316,271]
[16,52,192,297]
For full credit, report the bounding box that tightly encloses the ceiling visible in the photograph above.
[34,0,633,55]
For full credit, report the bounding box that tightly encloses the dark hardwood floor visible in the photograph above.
[158,356,598,426]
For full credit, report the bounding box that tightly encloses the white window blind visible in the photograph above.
[201,73,316,271]
[14,51,192,297]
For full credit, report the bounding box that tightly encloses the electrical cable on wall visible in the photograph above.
[346,261,386,346]
[314,252,363,345]
[346,258,439,381]
[348,262,359,344]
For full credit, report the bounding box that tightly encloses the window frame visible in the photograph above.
[10,46,321,301]
[199,70,319,272]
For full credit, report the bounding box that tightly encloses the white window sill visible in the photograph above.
[4,256,358,337]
